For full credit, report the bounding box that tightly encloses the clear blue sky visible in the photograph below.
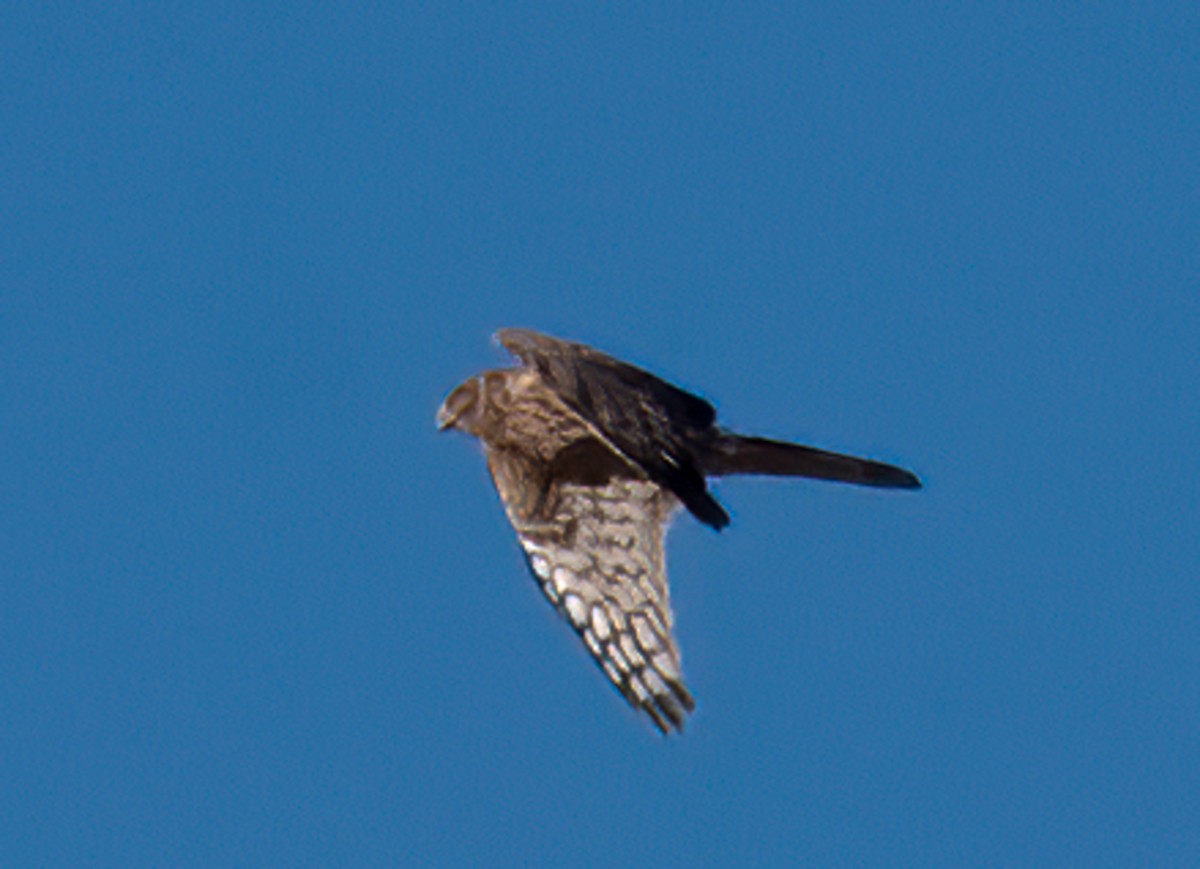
[3,4,1197,866]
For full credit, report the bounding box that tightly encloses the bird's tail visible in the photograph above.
[704,435,921,489]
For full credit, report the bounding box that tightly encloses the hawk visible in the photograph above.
[437,328,920,734]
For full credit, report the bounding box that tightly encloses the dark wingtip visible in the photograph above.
[691,494,731,531]
[645,680,696,736]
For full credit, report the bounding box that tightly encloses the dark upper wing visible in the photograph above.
[496,328,730,529]
[486,447,695,734]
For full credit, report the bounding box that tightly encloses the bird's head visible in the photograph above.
[436,376,483,435]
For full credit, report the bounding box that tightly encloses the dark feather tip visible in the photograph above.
[877,467,922,489]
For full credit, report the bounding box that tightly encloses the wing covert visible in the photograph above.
[496,328,729,529]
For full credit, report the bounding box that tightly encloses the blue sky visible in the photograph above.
[3,3,1197,865]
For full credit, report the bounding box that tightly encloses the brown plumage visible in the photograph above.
[437,328,920,734]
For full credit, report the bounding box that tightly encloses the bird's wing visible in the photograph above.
[486,447,695,733]
[496,328,729,529]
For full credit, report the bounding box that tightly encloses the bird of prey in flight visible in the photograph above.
[437,328,920,734]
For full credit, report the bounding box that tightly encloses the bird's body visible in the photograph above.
[438,328,920,733]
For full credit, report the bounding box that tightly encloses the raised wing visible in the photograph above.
[497,328,729,529]
[487,448,695,733]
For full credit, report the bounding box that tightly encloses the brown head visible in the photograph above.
[436,371,516,438]
[436,376,482,435]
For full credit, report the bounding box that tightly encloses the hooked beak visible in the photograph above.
[435,402,456,431]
